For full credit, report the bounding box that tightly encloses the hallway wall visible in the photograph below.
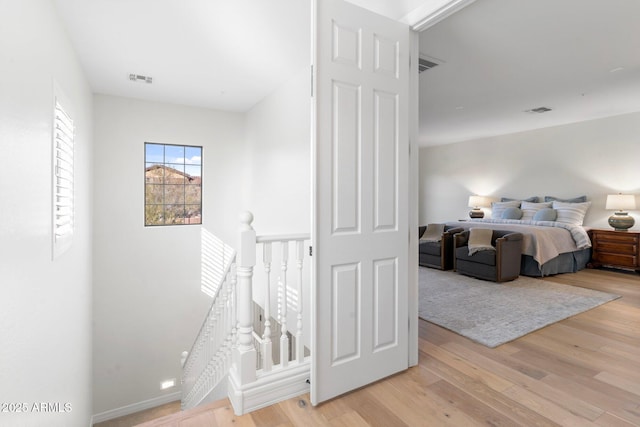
[0,1,94,425]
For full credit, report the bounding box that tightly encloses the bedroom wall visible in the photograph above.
[419,112,640,229]
[0,1,94,426]
[92,95,248,415]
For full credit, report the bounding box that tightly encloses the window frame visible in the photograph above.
[144,142,203,227]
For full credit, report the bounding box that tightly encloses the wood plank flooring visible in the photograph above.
[96,268,640,427]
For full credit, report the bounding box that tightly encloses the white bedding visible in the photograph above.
[447,218,591,266]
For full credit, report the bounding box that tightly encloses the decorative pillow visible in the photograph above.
[533,208,557,221]
[501,196,538,203]
[468,228,496,256]
[552,201,591,225]
[502,207,523,220]
[420,223,445,242]
[545,195,587,203]
[491,200,521,219]
[520,201,552,221]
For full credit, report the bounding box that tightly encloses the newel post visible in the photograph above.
[232,211,257,385]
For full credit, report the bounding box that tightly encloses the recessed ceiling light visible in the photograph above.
[129,73,153,84]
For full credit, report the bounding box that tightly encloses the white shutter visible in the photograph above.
[52,99,75,258]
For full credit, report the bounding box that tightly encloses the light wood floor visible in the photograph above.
[96,268,640,427]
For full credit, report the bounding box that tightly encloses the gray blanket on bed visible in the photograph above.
[446,219,591,266]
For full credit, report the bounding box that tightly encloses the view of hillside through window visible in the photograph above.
[145,143,202,226]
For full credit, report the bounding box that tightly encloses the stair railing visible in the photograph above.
[227,212,311,415]
[180,234,236,410]
[182,212,311,415]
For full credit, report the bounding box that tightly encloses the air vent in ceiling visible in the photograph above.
[525,106,552,114]
[129,74,153,84]
[418,56,440,73]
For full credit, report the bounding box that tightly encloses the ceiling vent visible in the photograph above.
[525,106,552,114]
[418,56,441,73]
[129,74,153,84]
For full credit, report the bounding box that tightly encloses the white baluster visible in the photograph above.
[222,276,231,373]
[280,241,289,367]
[181,351,189,368]
[226,268,236,372]
[213,293,220,369]
[230,264,238,351]
[262,242,273,372]
[231,211,257,385]
[295,240,304,363]
[219,279,228,376]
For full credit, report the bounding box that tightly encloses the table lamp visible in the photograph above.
[606,193,636,231]
[468,195,488,218]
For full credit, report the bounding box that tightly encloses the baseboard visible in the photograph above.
[228,360,310,415]
[91,391,181,424]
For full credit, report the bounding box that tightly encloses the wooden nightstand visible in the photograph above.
[588,228,640,272]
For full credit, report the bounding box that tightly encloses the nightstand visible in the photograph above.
[588,228,640,272]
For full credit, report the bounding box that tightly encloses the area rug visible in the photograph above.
[418,267,620,348]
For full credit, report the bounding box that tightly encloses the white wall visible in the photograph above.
[245,67,311,234]
[0,1,93,426]
[92,95,248,414]
[419,112,640,228]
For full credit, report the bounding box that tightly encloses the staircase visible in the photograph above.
[180,212,311,415]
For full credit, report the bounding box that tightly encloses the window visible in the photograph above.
[145,143,202,226]
[52,97,74,258]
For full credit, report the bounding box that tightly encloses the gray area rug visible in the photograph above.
[419,267,620,348]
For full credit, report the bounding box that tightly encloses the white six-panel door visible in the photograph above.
[311,0,410,405]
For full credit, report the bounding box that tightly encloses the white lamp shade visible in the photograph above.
[605,194,636,211]
[468,195,488,208]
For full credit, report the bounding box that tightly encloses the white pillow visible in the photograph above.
[468,228,496,256]
[552,201,591,225]
[491,200,520,219]
[521,201,552,221]
[420,223,445,242]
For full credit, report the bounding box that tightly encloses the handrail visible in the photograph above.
[256,233,310,243]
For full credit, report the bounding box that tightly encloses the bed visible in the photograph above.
[438,197,595,276]
[445,217,592,277]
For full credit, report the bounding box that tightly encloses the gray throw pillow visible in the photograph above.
[544,195,587,203]
[501,196,538,202]
[533,208,557,221]
[502,207,523,220]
